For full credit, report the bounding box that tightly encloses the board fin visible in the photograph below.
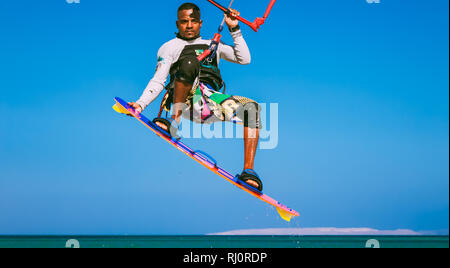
[113,103,131,115]
[276,207,294,222]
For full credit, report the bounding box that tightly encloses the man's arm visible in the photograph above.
[132,43,174,112]
[219,28,251,65]
[218,9,251,65]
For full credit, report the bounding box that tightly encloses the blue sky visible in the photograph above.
[0,0,448,235]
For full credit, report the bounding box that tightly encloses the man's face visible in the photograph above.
[176,9,202,39]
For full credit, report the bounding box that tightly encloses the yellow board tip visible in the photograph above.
[276,208,296,222]
[113,103,131,115]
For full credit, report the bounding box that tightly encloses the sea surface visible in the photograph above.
[0,235,448,248]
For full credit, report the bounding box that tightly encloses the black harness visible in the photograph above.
[159,43,225,117]
[167,44,224,91]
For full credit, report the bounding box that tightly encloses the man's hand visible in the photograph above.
[128,102,143,115]
[225,8,240,29]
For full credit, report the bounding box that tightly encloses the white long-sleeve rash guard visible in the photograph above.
[136,29,251,110]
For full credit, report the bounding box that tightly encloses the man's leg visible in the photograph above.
[243,127,260,188]
[155,55,199,131]
[172,79,192,124]
[171,55,199,124]
[236,100,262,189]
[244,127,259,170]
[154,79,192,131]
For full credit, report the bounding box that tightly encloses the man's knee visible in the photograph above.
[239,102,262,129]
[175,55,200,84]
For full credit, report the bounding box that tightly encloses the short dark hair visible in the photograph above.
[178,3,201,18]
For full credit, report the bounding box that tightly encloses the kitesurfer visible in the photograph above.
[128,2,263,191]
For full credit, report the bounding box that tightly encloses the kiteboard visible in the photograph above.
[113,97,299,222]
